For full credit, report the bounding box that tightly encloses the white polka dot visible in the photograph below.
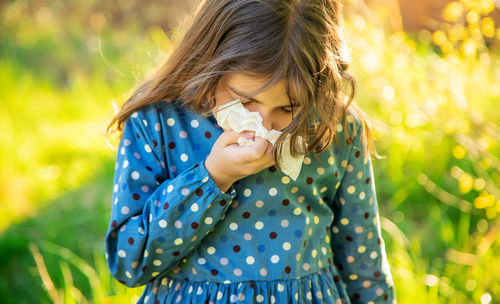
[197,258,206,265]
[244,188,252,197]
[277,283,284,292]
[159,220,168,228]
[167,118,175,126]
[306,291,312,300]
[131,171,140,180]
[268,187,278,196]
[180,153,189,162]
[167,184,174,192]
[207,246,216,254]
[283,242,291,250]
[244,233,252,240]
[205,217,213,225]
[260,268,268,276]
[191,120,199,128]
[121,206,129,215]
[181,188,190,196]
[154,122,161,131]
[123,160,129,168]
[133,152,141,159]
[124,139,131,146]
[304,157,311,165]
[302,263,310,271]
[256,295,264,302]
[255,221,264,230]
[144,144,152,153]
[191,203,199,212]
[217,291,223,300]
[271,255,280,263]
[256,200,264,208]
[281,219,289,227]
[233,268,242,276]
[179,130,188,138]
[246,256,255,264]
[220,257,228,265]
[229,222,238,230]
[118,250,126,257]
[230,294,238,302]
[175,220,182,229]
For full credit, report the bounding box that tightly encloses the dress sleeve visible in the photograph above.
[330,118,396,303]
[105,107,238,288]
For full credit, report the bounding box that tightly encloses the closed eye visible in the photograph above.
[241,100,294,113]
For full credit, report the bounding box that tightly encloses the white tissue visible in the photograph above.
[213,99,307,181]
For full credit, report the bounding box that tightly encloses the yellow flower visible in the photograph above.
[474,192,495,209]
[459,173,473,194]
[443,2,464,23]
[481,17,495,38]
[453,145,467,159]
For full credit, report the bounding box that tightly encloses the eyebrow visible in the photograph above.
[228,86,300,108]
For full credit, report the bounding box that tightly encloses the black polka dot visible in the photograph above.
[133,193,141,200]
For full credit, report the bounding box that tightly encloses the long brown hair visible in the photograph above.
[106,0,383,168]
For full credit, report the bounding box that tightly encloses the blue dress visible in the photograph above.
[105,99,396,303]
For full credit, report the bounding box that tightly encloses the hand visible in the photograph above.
[205,129,276,192]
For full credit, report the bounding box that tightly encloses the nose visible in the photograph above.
[257,110,273,130]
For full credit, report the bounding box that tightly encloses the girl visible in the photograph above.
[105,0,396,303]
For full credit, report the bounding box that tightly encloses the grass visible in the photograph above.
[1,0,499,303]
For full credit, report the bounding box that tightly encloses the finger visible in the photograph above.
[219,130,251,146]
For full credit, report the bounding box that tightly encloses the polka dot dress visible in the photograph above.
[105,99,396,303]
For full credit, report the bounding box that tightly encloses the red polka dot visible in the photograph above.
[374,271,381,278]
[242,212,251,218]
[168,142,176,149]
[282,199,290,206]
[142,266,147,272]
[335,170,338,177]
[269,232,277,239]
[136,133,141,139]
[233,245,241,252]
[384,294,389,300]
[111,220,117,228]
[364,212,370,219]
[306,177,313,184]
[211,269,218,276]
[194,163,199,168]
[268,166,277,172]
[133,193,141,200]
[205,131,212,138]
[346,236,353,242]
[173,251,180,256]
[220,200,227,206]
[285,266,291,273]
[365,178,370,184]
[195,188,203,196]
[128,237,134,245]
[191,222,199,229]
[334,275,340,282]
[353,293,361,300]
[163,202,169,209]
[306,205,311,212]
[146,166,153,171]
[355,150,360,158]
[153,140,158,148]
[346,137,352,145]
[250,281,256,289]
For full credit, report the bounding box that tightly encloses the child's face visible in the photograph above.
[212,73,301,132]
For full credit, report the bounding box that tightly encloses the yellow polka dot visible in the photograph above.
[369,197,374,205]
[320,186,327,193]
[347,185,356,194]
[349,274,358,280]
[291,186,299,193]
[314,216,319,224]
[328,156,334,165]
[357,171,363,179]
[153,260,162,266]
[312,249,317,258]
[317,167,325,175]
[355,226,363,233]
[358,246,366,253]
[340,218,349,225]
[304,157,311,165]
[335,181,340,189]
[296,253,301,261]
[281,176,290,184]
[325,235,330,243]
[313,187,317,195]
[294,207,302,215]
[174,238,183,245]
[347,256,355,263]
[152,272,160,277]
[341,160,348,168]
[359,191,366,199]
[367,232,373,239]
[347,164,353,172]
[363,280,371,288]
[298,196,305,203]
[308,227,312,235]
[318,260,323,267]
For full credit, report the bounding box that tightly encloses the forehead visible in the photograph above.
[223,73,287,98]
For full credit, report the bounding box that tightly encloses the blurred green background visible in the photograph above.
[1,0,499,303]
